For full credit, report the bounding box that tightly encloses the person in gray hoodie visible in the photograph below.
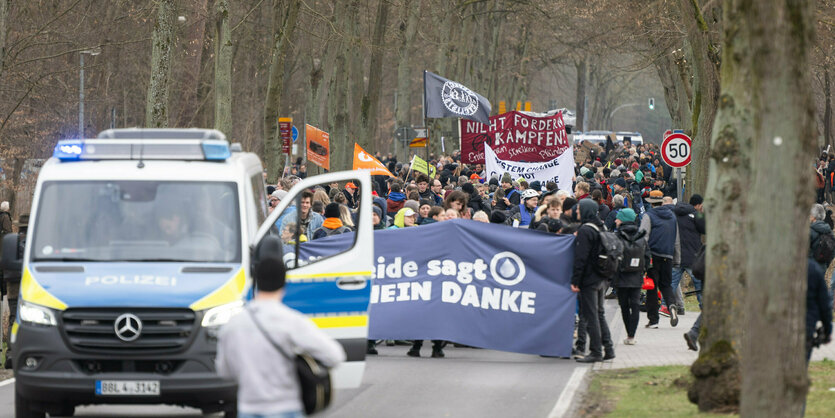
[639,191,681,328]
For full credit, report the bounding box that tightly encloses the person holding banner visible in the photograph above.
[570,199,615,363]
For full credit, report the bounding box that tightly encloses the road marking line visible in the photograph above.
[0,378,15,388]
[548,366,588,418]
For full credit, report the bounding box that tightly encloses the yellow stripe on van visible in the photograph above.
[311,315,368,328]
[11,322,18,337]
[189,268,247,311]
[21,268,67,310]
[286,271,372,280]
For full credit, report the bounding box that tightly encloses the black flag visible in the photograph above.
[424,70,492,125]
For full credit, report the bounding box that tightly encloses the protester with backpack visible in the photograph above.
[809,204,835,272]
[613,209,650,345]
[312,203,352,239]
[570,199,615,363]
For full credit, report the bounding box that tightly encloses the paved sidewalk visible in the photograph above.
[593,299,835,371]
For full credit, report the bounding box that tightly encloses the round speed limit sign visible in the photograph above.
[661,133,692,168]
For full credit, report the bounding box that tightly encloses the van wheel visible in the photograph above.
[15,390,45,418]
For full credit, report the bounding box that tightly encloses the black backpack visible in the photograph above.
[812,232,835,265]
[618,230,647,273]
[585,223,623,279]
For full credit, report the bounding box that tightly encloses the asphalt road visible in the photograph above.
[0,345,584,418]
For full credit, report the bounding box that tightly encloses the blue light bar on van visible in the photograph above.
[53,140,85,160]
[52,139,231,162]
[202,140,232,161]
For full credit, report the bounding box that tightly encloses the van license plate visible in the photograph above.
[96,380,160,396]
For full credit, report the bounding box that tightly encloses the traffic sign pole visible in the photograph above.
[677,168,682,205]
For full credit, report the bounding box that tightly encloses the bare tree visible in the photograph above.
[263,0,301,182]
[214,0,232,135]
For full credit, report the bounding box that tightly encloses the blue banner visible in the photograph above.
[296,220,576,357]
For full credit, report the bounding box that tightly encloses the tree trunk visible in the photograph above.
[145,0,176,128]
[0,0,9,79]
[394,0,420,162]
[176,0,208,127]
[305,57,324,175]
[574,57,587,132]
[263,0,301,183]
[360,0,390,153]
[214,0,232,136]
[825,66,832,149]
[687,6,747,411]
[677,0,721,196]
[740,0,816,415]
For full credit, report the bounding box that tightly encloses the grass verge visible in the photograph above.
[579,360,835,417]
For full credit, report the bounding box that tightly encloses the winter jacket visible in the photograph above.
[342,189,356,208]
[597,203,610,224]
[279,209,324,239]
[386,192,406,217]
[509,203,537,227]
[467,191,490,214]
[613,222,650,288]
[639,205,680,264]
[806,258,833,344]
[604,207,621,232]
[673,203,706,268]
[809,221,833,271]
[571,199,607,288]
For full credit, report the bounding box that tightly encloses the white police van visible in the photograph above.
[4,128,373,417]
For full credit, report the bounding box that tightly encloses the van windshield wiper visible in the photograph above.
[33,257,109,262]
[125,258,200,262]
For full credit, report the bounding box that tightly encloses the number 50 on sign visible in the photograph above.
[661,133,692,168]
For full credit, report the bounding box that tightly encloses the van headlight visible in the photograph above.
[19,301,57,326]
[201,301,244,327]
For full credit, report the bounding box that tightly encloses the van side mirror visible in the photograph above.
[0,233,21,271]
[250,235,285,289]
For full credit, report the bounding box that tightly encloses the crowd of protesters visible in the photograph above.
[259,137,721,361]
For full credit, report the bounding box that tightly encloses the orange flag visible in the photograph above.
[352,143,395,177]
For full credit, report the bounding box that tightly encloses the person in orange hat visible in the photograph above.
[469,173,482,184]
[342,182,358,209]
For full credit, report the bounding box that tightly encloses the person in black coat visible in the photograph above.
[671,194,706,311]
[570,199,614,363]
[806,258,832,362]
[612,209,649,345]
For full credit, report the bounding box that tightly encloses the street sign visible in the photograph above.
[663,130,672,139]
[661,132,692,168]
[278,117,292,155]
[413,127,427,138]
[292,125,298,143]
[410,137,428,148]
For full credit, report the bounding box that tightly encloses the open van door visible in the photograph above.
[252,171,373,389]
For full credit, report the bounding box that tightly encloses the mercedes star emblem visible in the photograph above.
[114,313,142,342]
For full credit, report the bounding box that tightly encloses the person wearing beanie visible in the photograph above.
[489,210,508,225]
[312,203,351,239]
[461,182,489,214]
[612,207,649,345]
[372,205,385,230]
[404,199,420,215]
[529,180,542,192]
[497,173,520,210]
[560,197,578,225]
[570,198,614,363]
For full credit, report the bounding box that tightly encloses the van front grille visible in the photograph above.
[61,308,196,354]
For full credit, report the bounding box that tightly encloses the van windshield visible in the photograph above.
[31,181,241,263]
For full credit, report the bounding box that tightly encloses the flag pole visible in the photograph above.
[423,70,431,181]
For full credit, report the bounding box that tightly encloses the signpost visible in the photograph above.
[661,132,692,204]
[278,117,293,155]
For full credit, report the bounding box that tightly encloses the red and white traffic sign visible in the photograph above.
[661,133,691,168]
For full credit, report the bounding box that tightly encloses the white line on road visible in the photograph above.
[547,366,588,418]
[0,378,14,388]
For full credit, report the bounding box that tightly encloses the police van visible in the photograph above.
[4,128,373,417]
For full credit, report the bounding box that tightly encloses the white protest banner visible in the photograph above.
[484,144,575,192]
